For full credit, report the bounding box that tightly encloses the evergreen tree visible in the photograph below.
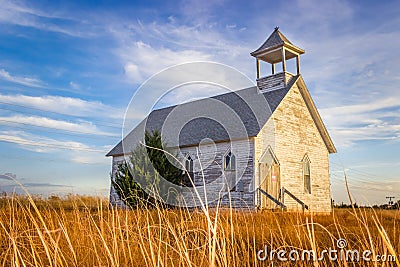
[112,130,184,208]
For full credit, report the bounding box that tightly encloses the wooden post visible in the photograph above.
[296,55,300,74]
[271,63,276,75]
[281,48,286,72]
[256,59,260,79]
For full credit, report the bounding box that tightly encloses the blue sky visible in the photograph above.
[0,0,399,204]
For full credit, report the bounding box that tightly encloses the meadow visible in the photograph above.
[0,194,398,266]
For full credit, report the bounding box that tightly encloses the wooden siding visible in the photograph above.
[110,139,255,209]
[257,71,294,92]
[254,83,332,213]
[109,155,127,208]
[176,139,255,209]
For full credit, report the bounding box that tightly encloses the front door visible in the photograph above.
[258,147,281,209]
[268,164,280,202]
[259,163,280,209]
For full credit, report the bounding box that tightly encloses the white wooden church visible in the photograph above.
[107,28,336,212]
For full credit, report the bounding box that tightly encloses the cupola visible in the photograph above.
[251,27,304,92]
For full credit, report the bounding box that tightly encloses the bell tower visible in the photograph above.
[251,27,304,92]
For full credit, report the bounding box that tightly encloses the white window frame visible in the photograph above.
[224,151,236,171]
[302,154,311,194]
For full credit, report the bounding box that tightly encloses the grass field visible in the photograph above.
[0,195,398,266]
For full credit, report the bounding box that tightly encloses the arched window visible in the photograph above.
[183,155,194,186]
[185,155,193,174]
[224,151,236,171]
[303,155,311,194]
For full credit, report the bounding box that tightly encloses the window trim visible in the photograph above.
[181,154,194,185]
[185,155,194,173]
[224,151,236,171]
[258,145,280,165]
[223,149,237,191]
[302,154,311,194]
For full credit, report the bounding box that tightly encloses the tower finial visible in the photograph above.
[274,26,279,31]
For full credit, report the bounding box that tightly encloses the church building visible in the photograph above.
[107,28,336,212]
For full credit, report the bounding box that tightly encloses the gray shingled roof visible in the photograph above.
[250,27,293,56]
[106,77,298,157]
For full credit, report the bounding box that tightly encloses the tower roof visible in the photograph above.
[250,27,304,63]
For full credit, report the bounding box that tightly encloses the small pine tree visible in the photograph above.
[112,148,155,208]
[144,130,183,186]
[112,130,184,208]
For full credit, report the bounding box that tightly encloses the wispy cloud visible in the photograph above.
[0,93,124,119]
[0,130,102,152]
[0,69,44,88]
[320,96,400,147]
[0,0,97,37]
[322,97,400,117]
[0,130,110,164]
[0,115,118,136]
[22,182,73,188]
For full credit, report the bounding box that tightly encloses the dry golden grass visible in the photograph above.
[0,195,398,266]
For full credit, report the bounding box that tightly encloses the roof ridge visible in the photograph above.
[150,85,257,114]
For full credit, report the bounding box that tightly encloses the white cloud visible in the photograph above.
[119,41,212,83]
[326,97,399,115]
[0,0,96,37]
[69,81,80,90]
[329,125,399,147]
[0,93,124,119]
[0,130,110,164]
[69,153,110,165]
[0,115,118,137]
[0,130,99,152]
[124,63,142,81]
[0,69,44,88]
[320,97,400,147]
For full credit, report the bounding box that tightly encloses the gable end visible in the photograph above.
[293,76,336,153]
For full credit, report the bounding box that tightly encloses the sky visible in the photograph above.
[0,0,399,205]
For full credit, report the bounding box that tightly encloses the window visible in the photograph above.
[224,151,236,171]
[185,155,193,173]
[183,155,194,186]
[303,155,311,194]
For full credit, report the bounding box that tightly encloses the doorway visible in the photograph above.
[258,147,281,209]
